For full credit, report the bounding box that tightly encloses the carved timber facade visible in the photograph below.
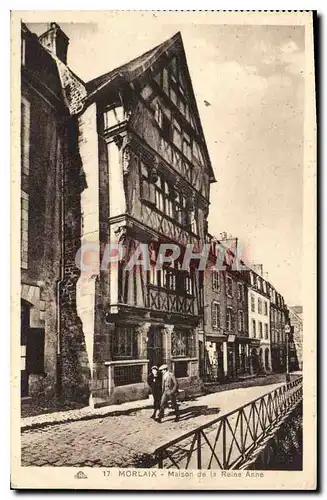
[83,32,215,404]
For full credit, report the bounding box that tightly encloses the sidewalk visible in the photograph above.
[21,381,287,467]
[21,396,152,431]
[21,372,301,432]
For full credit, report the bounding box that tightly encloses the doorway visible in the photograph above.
[147,327,163,372]
[21,301,30,397]
[21,299,45,398]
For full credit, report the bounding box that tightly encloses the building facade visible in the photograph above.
[20,23,87,401]
[202,235,250,381]
[247,269,271,373]
[58,31,215,406]
[288,306,303,370]
[268,284,287,372]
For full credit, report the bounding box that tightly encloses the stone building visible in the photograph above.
[247,267,271,373]
[20,23,87,402]
[286,306,302,371]
[201,234,250,381]
[288,306,303,370]
[268,283,287,372]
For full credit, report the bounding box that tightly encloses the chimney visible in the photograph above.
[39,22,69,64]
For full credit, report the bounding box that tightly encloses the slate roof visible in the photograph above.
[86,32,180,96]
[86,31,216,182]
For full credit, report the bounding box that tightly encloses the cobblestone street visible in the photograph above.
[21,382,283,468]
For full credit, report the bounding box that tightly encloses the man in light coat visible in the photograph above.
[157,364,179,423]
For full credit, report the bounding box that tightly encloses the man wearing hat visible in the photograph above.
[157,364,179,423]
[147,366,162,419]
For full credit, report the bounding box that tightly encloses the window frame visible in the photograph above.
[212,301,220,330]
[226,276,233,298]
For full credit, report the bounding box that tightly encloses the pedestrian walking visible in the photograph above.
[147,366,162,420]
[157,364,179,423]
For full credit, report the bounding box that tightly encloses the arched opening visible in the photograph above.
[265,348,270,371]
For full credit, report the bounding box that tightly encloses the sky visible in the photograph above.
[28,20,304,306]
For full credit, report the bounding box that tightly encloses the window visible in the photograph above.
[226,276,233,297]
[226,308,233,332]
[104,105,124,129]
[263,281,267,293]
[264,323,268,339]
[165,268,176,291]
[264,301,268,316]
[172,329,188,357]
[257,277,261,290]
[140,163,193,227]
[212,302,220,329]
[113,327,137,359]
[258,298,262,315]
[185,273,193,295]
[212,270,220,291]
[252,319,256,337]
[238,282,243,301]
[251,295,255,313]
[172,119,182,149]
[259,322,263,339]
[250,272,254,286]
[238,311,244,332]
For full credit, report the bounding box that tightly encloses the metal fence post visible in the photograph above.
[197,431,202,469]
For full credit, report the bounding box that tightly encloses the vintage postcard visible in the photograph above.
[11,10,316,490]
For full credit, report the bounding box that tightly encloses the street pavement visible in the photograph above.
[21,382,284,468]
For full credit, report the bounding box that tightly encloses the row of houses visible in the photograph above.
[20,22,301,409]
[201,234,300,383]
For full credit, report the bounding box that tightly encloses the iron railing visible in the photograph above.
[154,376,303,469]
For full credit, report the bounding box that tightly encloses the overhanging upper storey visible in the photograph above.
[86,32,216,186]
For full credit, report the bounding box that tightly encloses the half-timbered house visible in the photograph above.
[78,32,216,405]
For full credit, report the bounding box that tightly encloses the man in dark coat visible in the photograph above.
[157,364,179,423]
[147,366,162,419]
